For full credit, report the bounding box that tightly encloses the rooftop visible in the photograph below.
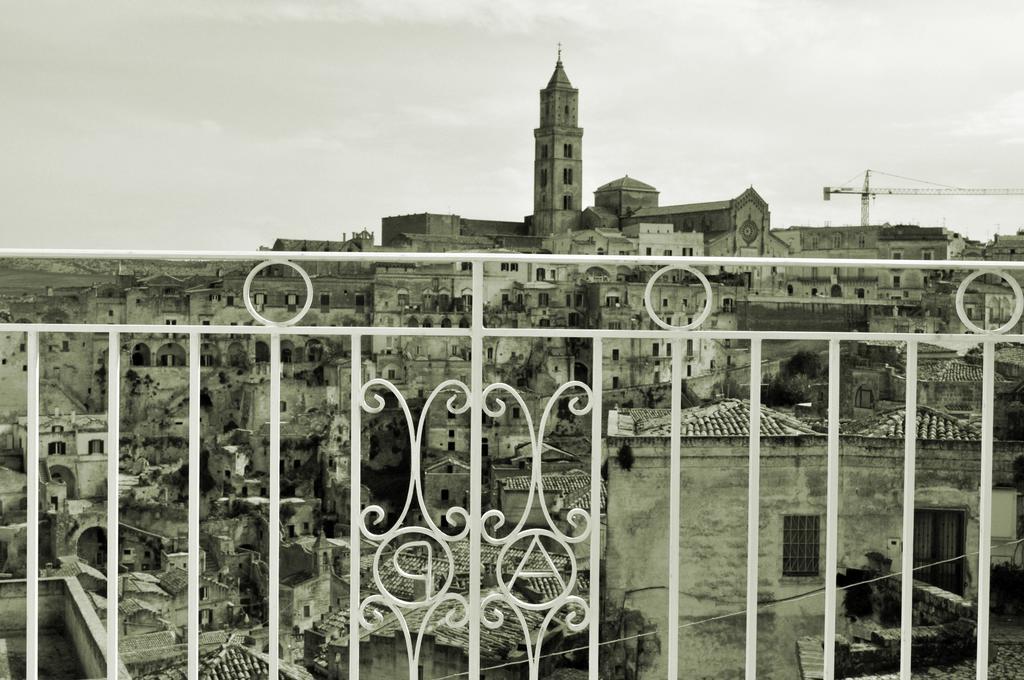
[595,175,658,193]
[847,407,980,441]
[613,399,816,437]
[917,359,1007,382]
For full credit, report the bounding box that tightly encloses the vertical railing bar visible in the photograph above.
[744,338,762,680]
[469,261,484,679]
[348,335,362,680]
[823,339,841,679]
[667,344,682,678]
[977,339,995,679]
[188,332,200,680]
[899,340,918,679]
[106,332,120,680]
[588,337,603,678]
[269,332,281,679]
[26,331,39,680]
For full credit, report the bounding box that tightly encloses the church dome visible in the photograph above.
[596,175,658,193]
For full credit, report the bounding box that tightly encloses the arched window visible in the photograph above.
[441,318,452,328]
[787,284,794,296]
[130,344,150,367]
[536,268,546,281]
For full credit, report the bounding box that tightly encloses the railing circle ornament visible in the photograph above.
[643,264,714,330]
[242,259,314,327]
[954,269,1024,335]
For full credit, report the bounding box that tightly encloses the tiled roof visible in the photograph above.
[500,468,589,493]
[119,596,162,618]
[120,630,178,655]
[917,359,1006,382]
[499,470,606,513]
[137,642,312,680]
[619,399,816,437]
[158,567,188,595]
[121,572,171,598]
[847,407,980,441]
[595,176,658,193]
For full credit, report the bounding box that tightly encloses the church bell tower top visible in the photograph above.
[546,45,574,90]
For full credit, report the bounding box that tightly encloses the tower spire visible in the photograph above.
[557,42,562,63]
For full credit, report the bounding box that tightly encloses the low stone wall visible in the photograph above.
[876,577,976,625]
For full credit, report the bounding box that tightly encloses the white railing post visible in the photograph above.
[26,331,39,680]
[668,343,683,677]
[106,331,120,680]
[744,338,762,679]
[977,339,995,678]
[823,338,841,679]
[188,332,201,679]
[348,335,362,679]
[900,340,918,679]
[269,332,282,678]
[589,337,604,678]
[469,261,484,679]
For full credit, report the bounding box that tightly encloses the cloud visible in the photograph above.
[948,91,1024,142]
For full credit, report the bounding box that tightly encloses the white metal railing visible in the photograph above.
[1,249,1022,680]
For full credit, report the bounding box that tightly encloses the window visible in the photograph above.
[88,439,104,454]
[253,292,267,307]
[541,144,548,159]
[355,294,366,307]
[562,195,572,210]
[833,234,842,249]
[611,348,620,361]
[663,249,672,256]
[922,250,934,260]
[303,605,311,617]
[646,247,652,256]
[857,235,866,248]
[441,489,450,502]
[782,515,820,576]
[563,143,572,158]
[652,343,660,357]
[611,376,620,389]
[200,586,208,601]
[893,275,901,288]
[536,268,546,281]
[320,294,330,312]
[892,250,903,260]
[562,168,573,185]
[48,441,67,455]
[540,168,548,187]
[226,295,234,307]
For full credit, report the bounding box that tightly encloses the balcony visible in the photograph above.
[0,249,1021,679]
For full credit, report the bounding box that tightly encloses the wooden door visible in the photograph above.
[913,509,965,595]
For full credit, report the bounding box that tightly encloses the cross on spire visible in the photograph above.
[557,42,562,62]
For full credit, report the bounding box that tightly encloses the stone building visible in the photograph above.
[602,399,1023,679]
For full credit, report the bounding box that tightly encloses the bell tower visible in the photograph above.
[532,48,583,237]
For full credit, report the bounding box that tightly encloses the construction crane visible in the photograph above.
[823,169,1024,226]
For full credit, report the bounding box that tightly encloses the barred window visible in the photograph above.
[783,515,820,576]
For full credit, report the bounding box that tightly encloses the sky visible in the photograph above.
[1,0,1023,250]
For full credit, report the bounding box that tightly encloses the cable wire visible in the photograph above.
[426,536,1024,679]
[870,170,961,190]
